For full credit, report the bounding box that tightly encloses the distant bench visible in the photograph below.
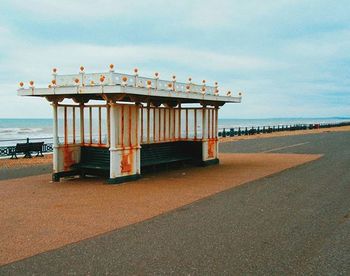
[11,142,44,159]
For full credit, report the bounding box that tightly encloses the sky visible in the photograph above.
[0,0,349,119]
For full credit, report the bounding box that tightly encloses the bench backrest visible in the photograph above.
[80,147,110,167]
[141,141,202,166]
[16,142,44,152]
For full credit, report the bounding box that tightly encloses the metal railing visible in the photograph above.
[218,122,350,137]
[0,137,53,157]
[54,71,218,95]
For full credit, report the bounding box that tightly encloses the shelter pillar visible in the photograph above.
[108,102,141,184]
[201,106,219,166]
[52,102,59,175]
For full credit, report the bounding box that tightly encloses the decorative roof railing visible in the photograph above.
[18,65,243,98]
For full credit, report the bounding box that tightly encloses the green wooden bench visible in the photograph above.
[141,142,197,168]
[72,147,110,176]
[69,142,202,179]
[11,142,44,159]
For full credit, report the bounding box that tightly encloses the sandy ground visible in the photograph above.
[0,153,321,265]
[220,125,350,143]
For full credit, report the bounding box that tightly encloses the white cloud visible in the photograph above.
[7,0,187,21]
[3,41,277,85]
[283,29,350,60]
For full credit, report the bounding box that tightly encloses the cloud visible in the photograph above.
[283,29,350,60]
[0,0,349,119]
[2,40,277,86]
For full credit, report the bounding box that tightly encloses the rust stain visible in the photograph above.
[121,152,132,173]
[129,105,132,147]
[63,146,75,171]
[208,139,215,158]
[136,106,139,147]
[121,105,124,148]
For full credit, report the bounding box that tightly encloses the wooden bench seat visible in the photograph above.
[72,147,110,176]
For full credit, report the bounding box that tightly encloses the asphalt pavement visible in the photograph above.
[1,131,349,275]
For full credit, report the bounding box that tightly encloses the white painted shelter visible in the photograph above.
[18,66,242,183]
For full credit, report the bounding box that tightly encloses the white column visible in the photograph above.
[109,102,119,179]
[80,103,84,144]
[215,107,219,158]
[108,103,141,183]
[136,104,141,175]
[52,101,59,173]
[201,106,208,161]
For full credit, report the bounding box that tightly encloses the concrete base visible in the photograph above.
[107,174,141,185]
[200,158,220,166]
[52,171,78,182]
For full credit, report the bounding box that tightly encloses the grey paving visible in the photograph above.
[0,164,51,181]
[1,131,349,275]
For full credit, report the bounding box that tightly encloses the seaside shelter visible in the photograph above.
[18,66,242,183]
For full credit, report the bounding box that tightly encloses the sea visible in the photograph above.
[0,117,349,146]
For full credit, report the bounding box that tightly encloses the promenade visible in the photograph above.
[1,128,349,274]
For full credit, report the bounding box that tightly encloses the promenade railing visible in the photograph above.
[0,137,53,158]
[218,121,350,137]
